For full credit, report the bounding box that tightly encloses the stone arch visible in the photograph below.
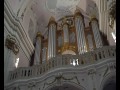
[99,71,116,90]
[44,81,86,90]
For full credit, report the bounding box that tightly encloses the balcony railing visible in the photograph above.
[7,46,116,83]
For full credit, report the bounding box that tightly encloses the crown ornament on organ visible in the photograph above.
[74,6,82,14]
[89,14,98,24]
[49,16,55,22]
[36,32,44,38]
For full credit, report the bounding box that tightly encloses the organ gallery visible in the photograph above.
[4,0,116,90]
[33,8,103,65]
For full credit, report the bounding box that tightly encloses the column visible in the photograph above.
[74,8,87,54]
[90,16,103,48]
[47,16,57,60]
[99,0,109,41]
[34,32,43,65]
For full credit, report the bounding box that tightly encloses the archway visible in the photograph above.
[45,82,86,90]
[103,81,116,90]
[99,72,116,90]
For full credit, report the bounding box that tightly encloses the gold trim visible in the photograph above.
[61,42,77,54]
[49,16,55,22]
[5,35,19,55]
[36,32,43,38]
[74,6,82,15]
[74,7,84,19]
[89,15,98,25]
[48,16,57,27]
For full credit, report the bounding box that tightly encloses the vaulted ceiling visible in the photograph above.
[7,0,99,37]
[30,0,99,35]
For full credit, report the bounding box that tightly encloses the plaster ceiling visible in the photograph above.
[30,0,99,36]
[7,0,99,37]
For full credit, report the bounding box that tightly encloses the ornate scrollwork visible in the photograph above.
[43,73,80,89]
[5,35,19,55]
[88,69,96,75]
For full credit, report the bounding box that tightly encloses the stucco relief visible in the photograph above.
[5,35,19,55]
[42,72,80,90]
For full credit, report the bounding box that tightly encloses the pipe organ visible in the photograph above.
[34,8,103,64]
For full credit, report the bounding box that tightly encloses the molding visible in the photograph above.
[4,0,35,60]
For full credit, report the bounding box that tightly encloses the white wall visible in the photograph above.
[4,0,36,84]
[22,2,37,43]
[6,0,37,43]
[18,47,30,67]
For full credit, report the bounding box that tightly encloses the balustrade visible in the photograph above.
[8,46,116,83]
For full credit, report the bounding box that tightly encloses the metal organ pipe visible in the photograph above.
[54,25,56,57]
[51,25,53,58]
[47,17,57,60]
[63,23,69,43]
[90,17,103,48]
[74,11,87,54]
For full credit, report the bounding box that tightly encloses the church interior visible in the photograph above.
[4,0,116,90]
